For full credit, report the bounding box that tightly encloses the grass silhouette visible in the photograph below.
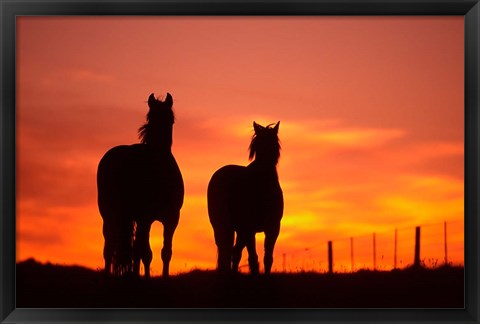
[17,259,463,308]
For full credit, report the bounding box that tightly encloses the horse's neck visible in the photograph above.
[144,124,173,149]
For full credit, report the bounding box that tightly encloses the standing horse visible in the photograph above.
[207,121,283,275]
[97,92,184,278]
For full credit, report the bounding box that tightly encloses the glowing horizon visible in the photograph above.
[16,16,464,275]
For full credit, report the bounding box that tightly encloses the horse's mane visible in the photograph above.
[138,122,149,144]
[248,123,281,164]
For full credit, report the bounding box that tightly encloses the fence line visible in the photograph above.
[275,219,463,273]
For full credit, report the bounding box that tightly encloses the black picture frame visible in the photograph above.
[1,0,479,323]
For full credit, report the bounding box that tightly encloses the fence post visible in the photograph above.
[350,237,354,272]
[328,241,333,274]
[394,228,398,269]
[444,221,448,265]
[414,226,421,267]
[373,232,376,271]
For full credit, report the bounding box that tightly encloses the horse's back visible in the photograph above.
[97,144,184,221]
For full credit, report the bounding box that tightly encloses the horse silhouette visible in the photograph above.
[97,93,184,278]
[208,121,284,275]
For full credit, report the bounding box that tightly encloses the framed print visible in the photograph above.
[1,0,479,323]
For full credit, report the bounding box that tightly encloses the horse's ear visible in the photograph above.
[273,121,280,134]
[148,93,156,108]
[253,121,264,133]
[165,93,173,108]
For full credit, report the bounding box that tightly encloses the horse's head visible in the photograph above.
[147,93,174,124]
[249,121,281,165]
[139,92,175,146]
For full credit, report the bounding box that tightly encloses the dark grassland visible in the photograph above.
[17,259,463,308]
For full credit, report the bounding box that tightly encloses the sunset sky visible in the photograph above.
[16,16,464,275]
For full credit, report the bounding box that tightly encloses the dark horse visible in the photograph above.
[97,93,184,278]
[207,121,283,275]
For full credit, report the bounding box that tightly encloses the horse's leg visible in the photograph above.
[264,225,280,275]
[232,232,246,273]
[245,233,259,275]
[141,222,153,278]
[133,220,152,278]
[161,211,179,278]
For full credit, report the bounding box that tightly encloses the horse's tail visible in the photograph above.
[207,166,239,273]
[207,167,229,240]
[111,219,135,276]
[97,147,135,276]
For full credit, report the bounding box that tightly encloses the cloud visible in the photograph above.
[17,152,97,209]
[373,174,464,224]
[18,230,64,246]
[68,68,115,83]
[280,119,407,153]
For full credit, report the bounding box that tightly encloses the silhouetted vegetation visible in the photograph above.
[17,259,463,308]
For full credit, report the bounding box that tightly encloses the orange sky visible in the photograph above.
[16,16,464,275]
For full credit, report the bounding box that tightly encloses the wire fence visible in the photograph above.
[263,219,464,273]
